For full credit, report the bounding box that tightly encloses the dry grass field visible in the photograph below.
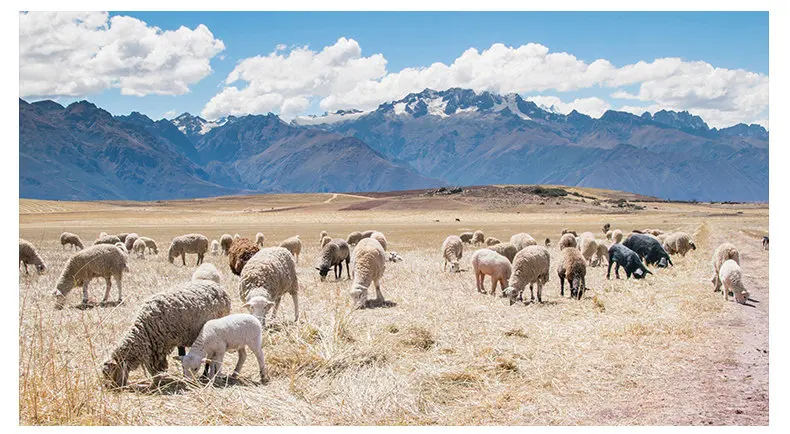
[18,186,769,425]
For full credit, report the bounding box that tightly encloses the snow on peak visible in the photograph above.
[426,97,449,118]
[292,109,368,125]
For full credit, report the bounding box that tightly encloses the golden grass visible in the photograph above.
[18,193,768,425]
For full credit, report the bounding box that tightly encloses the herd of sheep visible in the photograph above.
[17,223,758,388]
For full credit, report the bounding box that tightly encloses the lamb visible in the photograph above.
[220,234,233,255]
[346,231,363,246]
[459,232,474,244]
[370,231,388,250]
[139,236,158,254]
[255,232,265,248]
[19,238,46,274]
[321,235,333,248]
[557,247,586,299]
[509,232,537,251]
[349,238,387,309]
[662,232,696,257]
[60,232,84,250]
[579,236,598,266]
[228,238,260,276]
[719,259,750,304]
[101,264,231,388]
[487,242,518,263]
[211,239,220,256]
[471,248,512,296]
[442,235,463,272]
[503,246,550,304]
[472,230,485,245]
[623,234,673,268]
[132,238,147,259]
[279,235,302,263]
[124,233,140,253]
[168,234,209,266]
[711,243,740,292]
[53,244,128,308]
[94,234,121,245]
[114,242,128,254]
[239,247,299,326]
[558,233,577,250]
[316,238,351,281]
[485,237,501,246]
[762,236,769,250]
[607,244,651,280]
[182,313,267,383]
[612,229,624,244]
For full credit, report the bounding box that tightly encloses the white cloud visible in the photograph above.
[162,110,178,120]
[524,95,611,119]
[19,12,225,99]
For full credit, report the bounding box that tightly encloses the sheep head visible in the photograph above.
[102,359,129,388]
[242,296,275,326]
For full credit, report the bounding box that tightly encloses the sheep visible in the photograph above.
[623,234,673,268]
[182,313,267,383]
[139,236,158,254]
[278,235,302,263]
[719,259,750,304]
[255,232,265,248]
[561,228,577,237]
[503,246,550,304]
[544,238,551,247]
[612,229,624,244]
[471,248,512,296]
[53,244,128,308]
[370,231,388,250]
[557,247,586,300]
[594,241,609,266]
[321,235,333,248]
[347,231,363,246]
[132,238,147,259]
[116,233,129,243]
[101,264,231,388]
[485,237,501,246]
[657,233,669,243]
[99,232,108,238]
[234,234,241,241]
[387,251,404,262]
[60,232,83,251]
[360,230,375,239]
[762,236,769,250]
[168,234,209,266]
[459,232,474,244]
[442,235,463,272]
[509,232,537,251]
[605,230,613,241]
[711,243,740,292]
[19,238,46,274]
[220,234,233,255]
[349,238,387,309]
[607,244,651,280]
[316,239,351,281]
[228,238,260,276]
[642,228,665,236]
[602,223,611,234]
[662,232,697,257]
[114,242,128,254]
[94,234,121,245]
[472,230,485,245]
[239,247,299,326]
[558,233,577,250]
[124,233,139,253]
[579,236,598,266]
[319,230,328,242]
[487,242,518,263]
[211,240,220,256]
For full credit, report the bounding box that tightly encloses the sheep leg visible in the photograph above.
[23,262,29,274]
[115,273,123,303]
[82,281,92,305]
[197,253,204,266]
[490,277,498,296]
[374,280,384,303]
[101,277,112,303]
[251,343,268,384]
[443,260,447,272]
[529,284,535,302]
[291,291,299,322]
[181,253,186,266]
[233,348,246,377]
[537,282,543,303]
[272,298,281,319]
[346,258,351,279]
[475,271,482,292]
[212,352,225,378]
[560,277,565,297]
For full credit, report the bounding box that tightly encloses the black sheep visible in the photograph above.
[623,234,673,268]
[607,244,652,279]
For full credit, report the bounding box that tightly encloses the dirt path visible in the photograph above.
[323,193,338,203]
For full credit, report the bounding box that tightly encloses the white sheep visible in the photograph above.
[487,242,518,263]
[132,238,147,258]
[472,230,485,245]
[94,234,121,245]
[370,231,388,251]
[442,235,463,272]
[503,245,551,304]
[605,230,613,241]
[663,232,696,257]
[612,229,624,244]
[579,236,598,266]
[255,232,265,248]
[316,238,351,281]
[19,238,46,274]
[346,231,363,246]
[60,232,84,250]
[124,233,139,253]
[211,239,220,256]
[594,241,609,266]
[139,237,158,254]
[471,248,512,297]
[239,247,299,326]
[220,234,233,255]
[719,259,750,304]
[509,233,537,251]
[319,230,328,242]
[349,238,387,309]
[114,242,128,254]
[279,235,302,263]
[168,234,209,266]
[234,234,241,241]
[53,244,128,308]
[711,243,740,292]
[182,313,267,383]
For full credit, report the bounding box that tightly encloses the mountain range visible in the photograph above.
[18,87,769,201]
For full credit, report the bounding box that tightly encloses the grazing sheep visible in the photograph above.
[19,239,46,274]
[211,240,220,256]
[485,237,501,246]
[471,248,512,296]
[114,242,128,254]
[279,235,302,263]
[116,233,129,243]
[762,236,769,250]
[509,232,537,251]
[602,223,611,234]
[472,230,485,245]
[94,234,121,246]
[387,251,404,262]
[558,233,577,250]
[349,238,387,309]
[255,232,265,248]
[228,238,260,276]
[719,259,750,304]
[347,231,363,246]
[487,242,518,263]
[220,234,233,255]
[442,235,464,272]
[316,239,351,281]
[579,236,598,266]
[319,230,328,242]
[544,238,551,247]
[239,247,300,326]
[124,233,139,253]
[594,241,609,267]
[132,238,147,258]
[607,244,651,280]
[657,233,669,243]
[605,230,613,241]
[459,232,474,244]
[662,232,696,257]
[558,247,586,299]
[182,313,267,383]
[168,234,209,266]
[561,228,577,237]
[711,243,740,292]
[503,246,551,304]
[139,237,158,254]
[370,231,388,251]
[623,234,673,268]
[612,229,624,244]
[60,232,83,251]
[101,264,230,388]
[53,244,128,308]
[321,235,333,248]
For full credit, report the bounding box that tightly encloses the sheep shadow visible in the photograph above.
[72,300,124,310]
[363,299,398,309]
[121,374,263,395]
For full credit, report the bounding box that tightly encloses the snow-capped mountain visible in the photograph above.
[292,109,368,125]
[171,113,236,140]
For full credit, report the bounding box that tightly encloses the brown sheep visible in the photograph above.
[558,247,586,300]
[228,238,260,276]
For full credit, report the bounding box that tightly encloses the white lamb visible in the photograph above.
[255,232,265,248]
[719,259,750,304]
[471,248,512,297]
[349,238,387,309]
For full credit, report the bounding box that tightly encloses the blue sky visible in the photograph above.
[19,11,769,128]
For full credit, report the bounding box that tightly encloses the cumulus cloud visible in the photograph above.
[19,11,225,99]
[524,95,611,119]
